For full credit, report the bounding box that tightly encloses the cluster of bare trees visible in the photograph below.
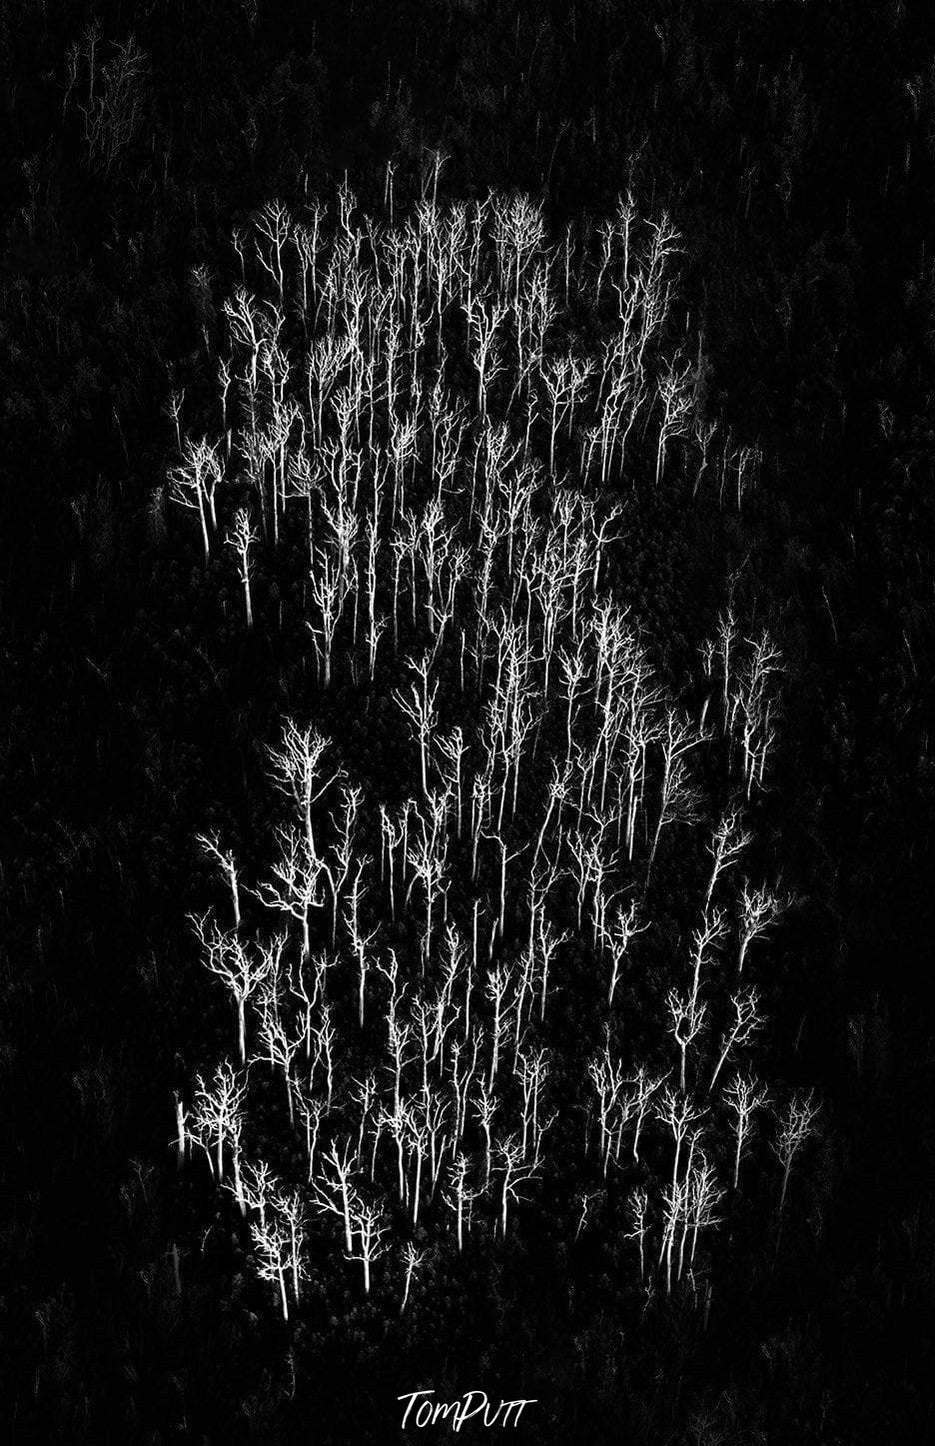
[168,179,758,597]
[172,180,817,1321]
[64,22,149,178]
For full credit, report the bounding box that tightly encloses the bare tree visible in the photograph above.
[602,900,647,1009]
[574,1188,603,1242]
[310,1138,361,1255]
[709,988,764,1090]
[226,506,259,628]
[773,1092,820,1225]
[733,632,783,797]
[623,1186,650,1279]
[667,988,708,1092]
[704,809,751,917]
[251,1214,291,1320]
[723,1073,770,1190]
[394,653,439,799]
[266,720,343,860]
[589,1043,625,1176]
[645,709,703,888]
[654,351,694,486]
[273,1187,307,1306]
[474,1083,498,1188]
[400,1241,425,1314]
[495,1134,538,1236]
[169,437,223,563]
[196,834,243,931]
[346,1198,389,1295]
[468,292,507,417]
[254,826,325,960]
[255,991,303,1123]
[738,880,788,974]
[188,1059,246,1190]
[193,911,270,1062]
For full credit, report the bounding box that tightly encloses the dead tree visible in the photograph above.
[226,505,259,628]
[346,1198,389,1295]
[400,1241,425,1314]
[723,1073,770,1190]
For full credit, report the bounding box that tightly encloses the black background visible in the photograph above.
[2,2,934,1441]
